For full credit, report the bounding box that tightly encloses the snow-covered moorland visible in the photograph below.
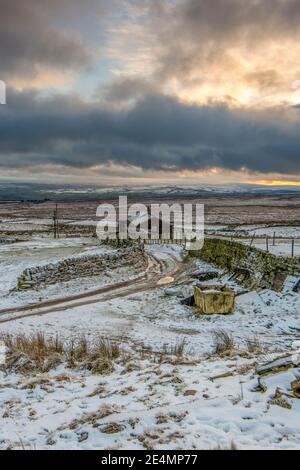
[0,216,300,450]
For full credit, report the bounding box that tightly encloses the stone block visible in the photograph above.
[194,285,235,315]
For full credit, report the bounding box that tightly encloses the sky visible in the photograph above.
[1,0,300,187]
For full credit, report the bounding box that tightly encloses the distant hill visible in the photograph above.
[0,181,300,201]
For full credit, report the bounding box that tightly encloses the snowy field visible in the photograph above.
[0,216,299,450]
[233,237,300,258]
[0,237,119,303]
[206,224,300,239]
[205,224,300,257]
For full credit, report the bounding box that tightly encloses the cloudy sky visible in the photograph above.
[1,0,300,186]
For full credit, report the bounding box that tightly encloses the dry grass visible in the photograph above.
[245,336,263,354]
[214,440,238,450]
[67,336,120,364]
[100,422,125,434]
[0,332,121,374]
[162,339,187,357]
[67,404,117,430]
[212,330,235,356]
[268,397,292,410]
[2,332,63,359]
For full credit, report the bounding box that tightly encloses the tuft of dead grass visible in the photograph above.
[67,404,117,430]
[245,336,263,354]
[0,332,121,374]
[2,332,63,359]
[214,440,238,450]
[212,329,235,356]
[100,422,125,434]
[268,397,292,410]
[161,339,187,358]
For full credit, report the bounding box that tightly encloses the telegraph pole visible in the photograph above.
[53,203,59,239]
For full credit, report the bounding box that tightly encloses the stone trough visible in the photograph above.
[194,285,235,315]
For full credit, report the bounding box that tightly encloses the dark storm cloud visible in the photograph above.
[0,0,103,79]
[178,0,300,39]
[100,77,160,104]
[0,88,300,175]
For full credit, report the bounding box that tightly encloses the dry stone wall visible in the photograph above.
[0,238,18,244]
[18,246,147,290]
[191,238,300,291]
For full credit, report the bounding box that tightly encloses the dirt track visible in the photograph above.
[0,251,185,324]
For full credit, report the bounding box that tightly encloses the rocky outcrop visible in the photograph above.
[191,238,300,291]
[17,247,147,290]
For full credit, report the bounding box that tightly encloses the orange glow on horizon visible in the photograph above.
[252,180,300,186]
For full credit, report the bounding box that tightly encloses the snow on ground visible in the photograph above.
[0,223,300,450]
[0,349,300,450]
[237,238,300,258]
[146,244,184,262]
[1,266,299,357]
[0,264,141,311]
[206,233,300,257]
[205,223,300,257]
[206,224,300,239]
[0,236,118,303]
[247,226,300,238]
[68,220,98,226]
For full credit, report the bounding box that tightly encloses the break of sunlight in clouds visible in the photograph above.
[1,162,290,187]
[253,180,300,187]
[9,68,75,92]
[106,0,300,108]
[1,0,300,185]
